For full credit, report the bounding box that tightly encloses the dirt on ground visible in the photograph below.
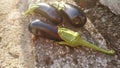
[0,0,120,68]
[0,0,35,68]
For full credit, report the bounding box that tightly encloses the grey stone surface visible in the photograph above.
[100,0,120,15]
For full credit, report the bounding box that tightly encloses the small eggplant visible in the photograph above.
[29,19,62,41]
[25,3,62,24]
[59,3,87,27]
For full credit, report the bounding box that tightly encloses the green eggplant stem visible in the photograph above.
[77,38,115,55]
[24,9,31,15]
[53,1,65,10]
[58,27,115,55]
[23,3,39,15]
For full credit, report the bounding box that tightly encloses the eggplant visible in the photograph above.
[25,3,62,24]
[60,3,87,27]
[29,19,62,41]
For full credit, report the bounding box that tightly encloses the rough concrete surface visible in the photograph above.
[0,0,35,68]
[0,0,120,68]
[100,0,120,15]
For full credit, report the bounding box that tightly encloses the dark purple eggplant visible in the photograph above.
[60,3,87,27]
[25,3,62,24]
[29,19,62,41]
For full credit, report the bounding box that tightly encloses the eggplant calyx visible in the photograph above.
[24,3,39,15]
[54,1,66,10]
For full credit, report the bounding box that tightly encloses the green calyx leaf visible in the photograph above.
[24,3,39,15]
[54,1,66,10]
[58,27,80,46]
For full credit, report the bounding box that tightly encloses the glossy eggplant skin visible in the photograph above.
[33,3,62,24]
[60,3,87,27]
[29,19,62,41]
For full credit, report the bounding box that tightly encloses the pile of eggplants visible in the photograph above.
[24,2,86,27]
[26,2,115,55]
